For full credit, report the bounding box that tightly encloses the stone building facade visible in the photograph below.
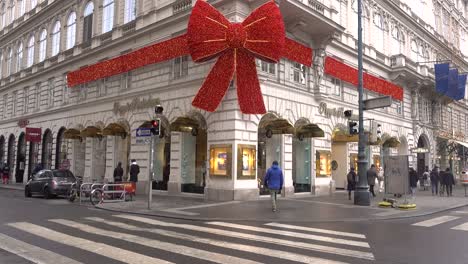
[0,0,467,200]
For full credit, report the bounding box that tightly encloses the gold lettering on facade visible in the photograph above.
[318,102,345,119]
[113,97,161,115]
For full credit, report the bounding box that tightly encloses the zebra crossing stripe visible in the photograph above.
[0,233,84,264]
[7,222,174,264]
[49,219,263,264]
[85,217,348,264]
[451,222,468,231]
[208,222,370,248]
[115,214,375,261]
[412,216,460,227]
[265,223,366,239]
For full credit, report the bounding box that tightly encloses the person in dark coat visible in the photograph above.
[264,161,284,212]
[439,169,446,196]
[443,168,456,197]
[347,168,357,200]
[32,163,43,175]
[409,168,418,196]
[367,164,378,197]
[430,166,439,196]
[113,162,124,183]
[129,159,140,183]
[2,164,9,184]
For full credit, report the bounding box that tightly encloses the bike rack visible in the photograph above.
[79,183,104,204]
[100,183,126,203]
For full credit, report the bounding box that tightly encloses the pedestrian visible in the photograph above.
[421,166,430,191]
[439,169,446,196]
[430,166,439,196]
[129,159,140,183]
[264,160,284,212]
[113,162,124,183]
[367,164,378,197]
[347,167,357,200]
[32,163,43,178]
[409,167,418,197]
[377,166,384,193]
[2,164,9,184]
[443,168,455,197]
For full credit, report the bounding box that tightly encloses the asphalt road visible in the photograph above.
[1,188,468,264]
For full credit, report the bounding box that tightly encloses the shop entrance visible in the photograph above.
[171,114,207,194]
[42,129,53,170]
[0,136,5,165]
[81,126,106,181]
[103,123,130,180]
[55,127,67,169]
[7,134,15,176]
[16,132,26,183]
[257,114,293,195]
[331,125,358,189]
[417,135,430,177]
[64,128,85,178]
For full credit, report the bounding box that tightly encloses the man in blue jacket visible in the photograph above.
[264,161,284,212]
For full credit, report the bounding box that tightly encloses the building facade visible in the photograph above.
[0,0,467,200]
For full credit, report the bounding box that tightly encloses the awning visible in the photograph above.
[259,118,294,135]
[455,140,468,148]
[102,123,127,137]
[382,137,400,148]
[80,126,102,138]
[295,123,324,138]
[170,116,200,132]
[63,129,81,140]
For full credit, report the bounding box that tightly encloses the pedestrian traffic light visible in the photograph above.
[348,121,358,135]
[150,119,160,136]
[344,110,353,118]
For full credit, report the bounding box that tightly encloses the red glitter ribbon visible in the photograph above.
[67,0,312,114]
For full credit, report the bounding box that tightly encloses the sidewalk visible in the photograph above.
[0,183,24,191]
[95,187,468,223]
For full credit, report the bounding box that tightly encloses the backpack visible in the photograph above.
[347,172,354,182]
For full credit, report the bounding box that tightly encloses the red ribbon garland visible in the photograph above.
[67,0,402,115]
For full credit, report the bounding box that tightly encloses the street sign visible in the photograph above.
[363,96,392,110]
[136,127,152,137]
[136,137,151,145]
[26,127,42,142]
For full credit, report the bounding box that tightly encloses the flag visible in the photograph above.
[435,63,449,95]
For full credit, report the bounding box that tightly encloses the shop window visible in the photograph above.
[350,153,358,171]
[373,155,381,168]
[173,56,188,79]
[237,145,256,180]
[209,144,232,178]
[316,150,331,177]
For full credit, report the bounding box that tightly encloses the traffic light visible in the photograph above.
[150,119,161,136]
[348,121,358,135]
[344,110,353,118]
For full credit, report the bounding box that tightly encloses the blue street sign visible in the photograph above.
[136,127,152,137]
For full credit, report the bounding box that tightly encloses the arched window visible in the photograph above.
[19,0,24,17]
[0,4,5,29]
[39,29,47,62]
[51,21,61,56]
[83,2,94,43]
[373,13,384,52]
[8,0,14,24]
[66,12,76,49]
[124,0,136,23]
[390,26,402,55]
[410,40,419,62]
[27,35,34,67]
[102,0,114,33]
[31,0,37,9]
[6,47,12,76]
[16,42,23,72]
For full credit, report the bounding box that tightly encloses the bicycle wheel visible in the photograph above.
[90,189,103,205]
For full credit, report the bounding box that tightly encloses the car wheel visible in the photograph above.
[43,187,52,199]
[25,187,32,198]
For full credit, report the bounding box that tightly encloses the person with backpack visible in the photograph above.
[347,167,357,200]
[264,161,284,212]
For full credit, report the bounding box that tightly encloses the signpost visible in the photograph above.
[363,96,392,110]
[25,127,42,143]
[136,128,152,145]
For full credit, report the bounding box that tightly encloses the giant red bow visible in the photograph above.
[66,0,312,114]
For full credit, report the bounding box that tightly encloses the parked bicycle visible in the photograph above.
[89,182,135,205]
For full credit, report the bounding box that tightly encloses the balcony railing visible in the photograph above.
[173,0,192,14]
[307,0,326,14]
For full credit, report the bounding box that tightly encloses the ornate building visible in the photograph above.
[0,0,466,200]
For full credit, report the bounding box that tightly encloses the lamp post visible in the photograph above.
[354,0,370,206]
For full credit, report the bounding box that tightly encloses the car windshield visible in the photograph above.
[52,170,75,181]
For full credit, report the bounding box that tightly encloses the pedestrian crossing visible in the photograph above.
[411,211,468,231]
[1,214,375,264]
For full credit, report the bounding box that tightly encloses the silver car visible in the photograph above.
[25,170,76,199]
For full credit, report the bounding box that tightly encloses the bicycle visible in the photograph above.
[89,183,134,205]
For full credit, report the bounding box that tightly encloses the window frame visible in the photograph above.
[27,35,34,67]
[51,21,61,57]
[38,29,47,62]
[124,0,136,24]
[102,0,114,34]
[66,12,76,50]
[16,42,23,72]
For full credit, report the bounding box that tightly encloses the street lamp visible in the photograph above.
[354,0,370,206]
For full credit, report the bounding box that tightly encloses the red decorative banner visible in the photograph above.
[26,127,42,143]
[324,56,403,101]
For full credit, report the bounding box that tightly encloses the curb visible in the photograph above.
[94,202,468,223]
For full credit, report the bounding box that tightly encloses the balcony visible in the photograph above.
[173,0,192,14]
[279,0,344,42]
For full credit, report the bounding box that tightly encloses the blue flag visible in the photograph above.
[456,74,467,100]
[435,63,449,95]
[446,68,459,99]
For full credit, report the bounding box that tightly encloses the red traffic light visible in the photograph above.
[151,120,159,127]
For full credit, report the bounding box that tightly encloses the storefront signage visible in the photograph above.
[17,119,29,128]
[26,127,42,143]
[437,130,465,141]
[113,97,161,115]
[318,102,345,119]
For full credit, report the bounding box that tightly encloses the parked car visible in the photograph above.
[25,170,77,199]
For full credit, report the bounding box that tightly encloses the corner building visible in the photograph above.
[0,0,467,200]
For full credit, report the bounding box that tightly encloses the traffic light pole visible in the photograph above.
[148,135,154,210]
[354,0,370,206]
